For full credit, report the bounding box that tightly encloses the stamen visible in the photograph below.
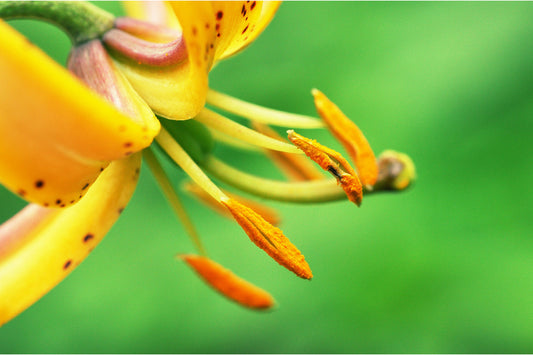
[252,123,325,181]
[103,29,187,67]
[156,128,227,202]
[206,89,325,129]
[221,198,312,280]
[183,181,281,226]
[143,149,206,255]
[194,108,302,154]
[287,130,363,206]
[312,89,378,189]
[180,255,274,309]
[208,129,262,152]
[203,156,349,203]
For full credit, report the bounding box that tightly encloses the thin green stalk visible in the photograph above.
[0,1,114,45]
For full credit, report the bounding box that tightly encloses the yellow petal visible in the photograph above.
[215,1,281,60]
[115,2,217,120]
[121,1,180,30]
[0,154,141,326]
[0,21,156,206]
[181,254,275,310]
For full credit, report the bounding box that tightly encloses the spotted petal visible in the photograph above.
[0,21,156,206]
[213,1,281,60]
[0,153,141,326]
[116,1,279,120]
[115,2,217,120]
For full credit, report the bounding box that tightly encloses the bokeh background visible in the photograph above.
[1,2,533,353]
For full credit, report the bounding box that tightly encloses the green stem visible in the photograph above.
[0,1,114,45]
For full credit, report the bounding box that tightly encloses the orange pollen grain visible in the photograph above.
[181,255,274,309]
[221,198,313,279]
[287,130,363,206]
[312,89,378,188]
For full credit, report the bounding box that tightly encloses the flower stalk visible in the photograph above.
[0,1,114,45]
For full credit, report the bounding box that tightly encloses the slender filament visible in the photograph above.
[156,128,227,202]
[206,89,324,129]
[143,148,206,255]
[194,108,302,154]
[202,156,351,203]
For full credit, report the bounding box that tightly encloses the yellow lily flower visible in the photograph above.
[0,1,415,324]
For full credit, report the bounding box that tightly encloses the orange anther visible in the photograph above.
[312,89,378,188]
[252,122,324,181]
[221,198,312,279]
[287,130,363,206]
[181,255,274,309]
[183,181,281,226]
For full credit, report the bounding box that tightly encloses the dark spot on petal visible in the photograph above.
[124,142,133,148]
[35,180,44,188]
[70,200,74,204]
[242,25,249,34]
[216,23,220,31]
[210,43,214,49]
[216,11,223,20]
[251,1,256,10]
[135,168,140,174]
[60,204,66,208]
[44,202,49,207]
[17,189,26,197]
[118,207,125,214]
[55,199,62,205]
[83,233,94,243]
[192,26,198,36]
[63,260,72,270]
[217,33,221,37]
[82,183,89,190]
[205,23,210,29]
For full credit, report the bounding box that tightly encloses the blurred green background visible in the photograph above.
[1,2,533,353]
